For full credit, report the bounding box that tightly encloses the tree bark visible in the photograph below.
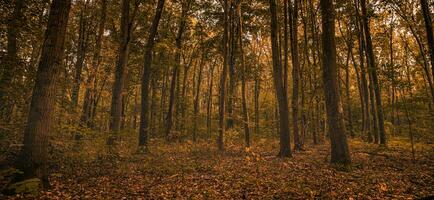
[420,0,434,96]
[139,0,165,149]
[110,0,133,132]
[320,0,351,165]
[237,1,251,147]
[16,0,72,185]
[360,0,386,145]
[269,0,292,157]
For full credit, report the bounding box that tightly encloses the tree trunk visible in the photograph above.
[16,0,72,185]
[218,0,229,151]
[360,0,386,146]
[166,1,190,141]
[237,1,251,147]
[207,62,216,138]
[81,0,107,127]
[110,0,132,133]
[71,0,89,109]
[0,0,24,121]
[320,0,351,165]
[269,0,291,157]
[420,0,434,98]
[289,0,302,151]
[193,51,205,142]
[139,0,165,149]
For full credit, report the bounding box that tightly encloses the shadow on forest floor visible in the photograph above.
[5,135,434,199]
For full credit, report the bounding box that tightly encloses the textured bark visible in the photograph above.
[218,0,229,151]
[0,0,24,120]
[110,0,132,132]
[320,0,351,165]
[81,0,107,127]
[289,0,302,150]
[139,0,165,148]
[237,1,250,147]
[16,0,72,184]
[269,0,292,157]
[360,0,386,145]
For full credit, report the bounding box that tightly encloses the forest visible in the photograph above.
[0,0,433,199]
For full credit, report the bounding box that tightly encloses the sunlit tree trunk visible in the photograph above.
[320,0,351,165]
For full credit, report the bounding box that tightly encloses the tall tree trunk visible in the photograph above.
[139,0,165,149]
[71,0,89,109]
[81,0,107,127]
[269,0,292,157]
[218,0,229,151]
[237,1,250,147]
[207,62,216,138]
[420,0,434,97]
[110,0,132,133]
[16,0,72,185]
[360,0,386,146]
[320,0,351,165]
[289,0,302,150]
[0,0,24,121]
[193,51,205,142]
[166,1,190,141]
[227,4,236,130]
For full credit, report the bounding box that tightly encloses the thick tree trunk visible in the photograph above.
[320,0,351,165]
[16,0,72,184]
[269,0,291,157]
[110,0,132,133]
[81,0,107,127]
[139,0,165,149]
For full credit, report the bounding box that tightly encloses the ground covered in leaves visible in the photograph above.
[5,135,434,199]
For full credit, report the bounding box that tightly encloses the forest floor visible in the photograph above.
[5,134,434,199]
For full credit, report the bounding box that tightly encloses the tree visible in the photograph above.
[218,0,230,151]
[360,0,386,145]
[81,0,108,127]
[320,0,351,165]
[0,0,24,121]
[420,0,434,101]
[269,0,292,157]
[139,0,166,150]
[16,0,72,184]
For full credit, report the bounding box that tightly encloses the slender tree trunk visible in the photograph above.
[16,0,72,185]
[193,51,205,142]
[227,4,236,129]
[139,0,165,149]
[237,1,250,147]
[71,0,89,109]
[0,0,24,121]
[166,1,190,141]
[360,0,386,145]
[320,0,351,165]
[289,0,302,150]
[218,0,229,151]
[81,0,107,127]
[110,0,132,133]
[207,62,216,138]
[269,0,292,157]
[420,0,434,96]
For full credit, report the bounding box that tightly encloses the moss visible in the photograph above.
[7,178,42,195]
